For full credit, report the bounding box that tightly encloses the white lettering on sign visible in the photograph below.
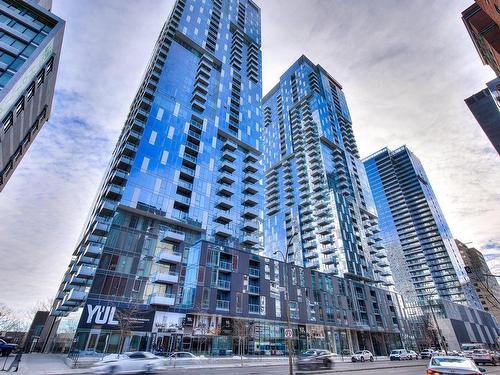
[86,304,119,325]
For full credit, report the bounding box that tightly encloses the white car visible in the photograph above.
[389,349,410,360]
[92,351,165,374]
[408,350,419,360]
[351,350,374,362]
[427,356,486,374]
[167,351,207,365]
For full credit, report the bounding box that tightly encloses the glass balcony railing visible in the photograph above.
[217,279,231,289]
[248,304,260,313]
[216,300,229,310]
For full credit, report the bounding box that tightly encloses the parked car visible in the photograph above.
[92,351,165,374]
[427,356,486,374]
[167,351,207,364]
[389,349,410,361]
[351,350,374,362]
[408,350,419,360]
[420,349,434,359]
[472,349,499,366]
[0,339,17,357]
[296,349,335,370]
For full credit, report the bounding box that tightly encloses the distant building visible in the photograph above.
[456,239,500,324]
[364,146,499,350]
[23,310,49,352]
[465,78,500,155]
[0,0,64,192]
[462,2,500,77]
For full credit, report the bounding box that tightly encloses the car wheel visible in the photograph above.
[323,360,332,369]
[360,356,365,362]
[369,356,374,362]
[144,363,155,373]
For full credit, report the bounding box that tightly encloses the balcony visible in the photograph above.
[67,289,87,302]
[162,229,185,243]
[219,260,233,271]
[76,265,96,279]
[249,304,260,314]
[215,225,232,237]
[215,211,232,224]
[249,267,260,277]
[242,234,259,246]
[323,255,337,265]
[216,197,234,210]
[222,140,237,151]
[218,171,236,185]
[91,221,110,236]
[243,184,258,195]
[218,184,235,197]
[219,161,236,173]
[244,162,258,173]
[156,251,182,264]
[242,195,258,206]
[82,242,102,258]
[242,208,259,219]
[217,279,231,290]
[242,219,259,232]
[216,300,230,310]
[104,183,123,199]
[243,173,258,184]
[99,199,117,216]
[222,149,236,162]
[148,293,175,306]
[117,155,133,170]
[110,169,128,185]
[248,285,260,295]
[150,271,179,284]
[69,275,87,286]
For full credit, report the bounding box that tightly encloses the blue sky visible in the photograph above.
[0,0,498,314]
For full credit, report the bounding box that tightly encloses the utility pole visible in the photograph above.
[274,230,297,375]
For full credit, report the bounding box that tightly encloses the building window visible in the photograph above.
[46,56,54,74]
[15,96,24,116]
[36,69,44,87]
[26,82,35,101]
[2,112,13,132]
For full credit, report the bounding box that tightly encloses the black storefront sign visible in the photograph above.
[220,317,233,336]
[78,300,154,331]
[298,324,307,340]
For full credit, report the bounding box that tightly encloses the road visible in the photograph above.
[157,361,500,375]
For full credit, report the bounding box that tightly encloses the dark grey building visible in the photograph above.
[0,0,64,192]
[465,78,500,155]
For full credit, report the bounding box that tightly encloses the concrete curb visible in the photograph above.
[296,362,425,374]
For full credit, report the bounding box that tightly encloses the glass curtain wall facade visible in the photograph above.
[0,0,64,191]
[48,0,263,352]
[262,55,393,288]
[363,147,500,350]
[363,146,481,310]
[465,78,500,155]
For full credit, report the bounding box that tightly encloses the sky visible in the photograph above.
[0,0,499,315]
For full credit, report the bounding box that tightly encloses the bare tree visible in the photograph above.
[233,318,248,367]
[0,304,28,333]
[115,306,144,354]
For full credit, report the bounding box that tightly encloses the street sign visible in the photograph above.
[284,328,293,338]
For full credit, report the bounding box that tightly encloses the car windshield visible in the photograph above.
[354,351,363,354]
[431,357,474,369]
[301,350,316,356]
[391,350,400,354]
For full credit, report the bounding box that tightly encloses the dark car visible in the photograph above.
[296,349,335,371]
[0,339,17,357]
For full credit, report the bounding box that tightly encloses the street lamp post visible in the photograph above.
[274,231,297,375]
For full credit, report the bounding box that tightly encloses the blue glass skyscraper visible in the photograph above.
[48,0,264,352]
[364,146,499,350]
[262,56,393,288]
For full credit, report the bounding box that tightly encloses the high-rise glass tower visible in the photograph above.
[49,0,263,351]
[363,146,499,350]
[0,0,64,192]
[363,146,480,308]
[262,56,393,288]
